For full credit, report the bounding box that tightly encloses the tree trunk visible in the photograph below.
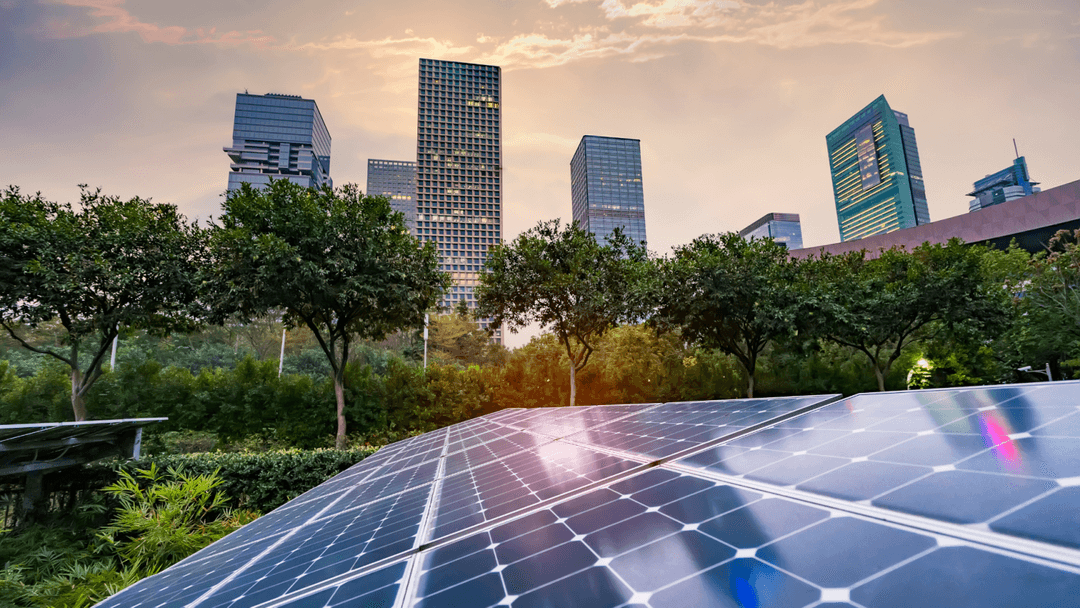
[874,366,886,392]
[569,363,576,407]
[747,373,755,399]
[334,372,347,449]
[71,368,88,421]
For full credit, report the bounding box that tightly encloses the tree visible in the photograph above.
[0,187,204,421]
[801,240,1009,391]
[428,306,508,367]
[652,233,798,397]
[477,220,646,406]
[203,181,447,448]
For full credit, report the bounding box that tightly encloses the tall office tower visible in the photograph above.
[570,135,647,246]
[367,159,418,231]
[826,95,930,242]
[968,156,1040,212]
[739,213,804,250]
[224,92,331,192]
[415,58,502,342]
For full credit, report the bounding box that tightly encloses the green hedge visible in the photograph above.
[70,447,378,515]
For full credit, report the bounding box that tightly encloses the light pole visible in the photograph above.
[1017,363,1053,381]
[423,313,429,370]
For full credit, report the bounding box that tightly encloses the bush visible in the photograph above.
[104,447,377,514]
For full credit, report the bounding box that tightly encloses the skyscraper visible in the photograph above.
[570,136,647,246]
[826,95,929,242]
[366,159,417,231]
[224,92,331,192]
[968,156,1040,212]
[415,58,502,341]
[739,213,803,250]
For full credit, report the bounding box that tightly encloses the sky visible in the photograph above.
[2,0,1079,347]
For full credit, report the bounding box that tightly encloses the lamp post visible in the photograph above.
[423,313,429,370]
[1017,363,1053,381]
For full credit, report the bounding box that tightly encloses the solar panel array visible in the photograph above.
[98,383,1080,608]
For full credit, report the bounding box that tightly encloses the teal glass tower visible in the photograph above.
[827,95,930,242]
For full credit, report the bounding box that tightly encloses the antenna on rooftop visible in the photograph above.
[1013,138,1019,159]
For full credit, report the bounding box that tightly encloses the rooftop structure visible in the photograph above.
[969,156,1040,212]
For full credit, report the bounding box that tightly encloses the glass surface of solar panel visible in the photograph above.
[678,383,1080,551]
[563,396,832,460]
[101,386,1080,607]
[406,463,1079,608]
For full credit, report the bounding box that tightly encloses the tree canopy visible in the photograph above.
[799,240,1009,391]
[203,181,447,447]
[0,186,205,420]
[652,232,799,397]
[476,220,647,406]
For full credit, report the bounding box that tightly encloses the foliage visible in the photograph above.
[0,465,255,608]
[799,240,1010,391]
[427,309,508,367]
[204,181,448,447]
[478,220,647,406]
[116,447,375,513]
[653,232,798,397]
[0,186,205,421]
[99,465,255,576]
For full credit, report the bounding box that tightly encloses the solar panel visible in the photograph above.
[97,385,1080,607]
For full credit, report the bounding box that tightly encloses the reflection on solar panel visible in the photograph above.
[98,384,1080,608]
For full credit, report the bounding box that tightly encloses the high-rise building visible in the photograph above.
[570,135,647,246]
[968,156,1040,212]
[415,58,502,342]
[739,213,803,250]
[224,93,331,192]
[826,95,930,242]
[366,159,417,231]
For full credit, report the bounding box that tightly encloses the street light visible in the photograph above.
[1017,363,1053,381]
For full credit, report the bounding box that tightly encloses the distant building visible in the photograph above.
[366,159,417,231]
[826,95,930,242]
[789,178,1080,259]
[739,213,803,250]
[570,135,647,246]
[415,58,502,342]
[223,93,331,192]
[969,156,1040,212]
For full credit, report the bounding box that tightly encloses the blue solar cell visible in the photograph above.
[872,469,1056,524]
[990,486,1080,548]
[850,546,1080,608]
[754,517,935,587]
[794,460,930,501]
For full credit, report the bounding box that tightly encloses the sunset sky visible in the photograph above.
[2,0,1078,346]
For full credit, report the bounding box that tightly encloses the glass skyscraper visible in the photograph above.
[968,156,1040,212]
[224,92,331,192]
[826,95,929,242]
[415,58,502,341]
[739,212,803,250]
[570,136,647,246]
[366,159,417,231]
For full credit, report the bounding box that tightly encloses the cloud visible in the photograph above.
[599,0,741,28]
[293,35,473,59]
[42,0,273,47]
[42,0,957,71]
